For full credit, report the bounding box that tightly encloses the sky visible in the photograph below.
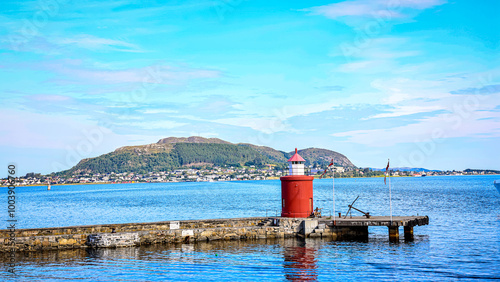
[1,0,499,176]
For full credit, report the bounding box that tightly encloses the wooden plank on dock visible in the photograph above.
[322,216,429,227]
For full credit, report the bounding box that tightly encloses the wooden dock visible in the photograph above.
[319,215,429,242]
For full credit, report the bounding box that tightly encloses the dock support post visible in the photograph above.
[388,226,399,242]
[404,226,414,242]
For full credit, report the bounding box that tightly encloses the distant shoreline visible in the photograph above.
[4,174,499,188]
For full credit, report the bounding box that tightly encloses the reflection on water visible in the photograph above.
[1,238,330,281]
[2,236,436,281]
[283,239,318,281]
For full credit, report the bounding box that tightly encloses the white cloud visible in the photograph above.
[363,105,445,119]
[141,109,179,114]
[41,60,220,85]
[0,110,102,149]
[54,34,145,53]
[339,59,398,73]
[30,95,72,102]
[370,77,451,105]
[332,106,500,147]
[213,117,295,134]
[303,0,447,20]
[119,120,187,130]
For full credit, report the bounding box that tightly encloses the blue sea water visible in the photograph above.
[2,175,500,281]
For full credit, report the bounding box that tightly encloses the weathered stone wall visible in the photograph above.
[0,217,293,252]
[87,233,140,248]
[0,217,369,252]
[3,233,88,252]
[0,217,267,238]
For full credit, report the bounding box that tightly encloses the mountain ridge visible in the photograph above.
[57,136,356,176]
[157,136,232,145]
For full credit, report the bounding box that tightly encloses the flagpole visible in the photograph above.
[320,159,336,225]
[388,159,392,224]
[333,166,335,225]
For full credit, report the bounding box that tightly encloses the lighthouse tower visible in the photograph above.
[280,148,314,218]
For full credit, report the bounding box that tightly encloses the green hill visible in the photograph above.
[56,136,355,176]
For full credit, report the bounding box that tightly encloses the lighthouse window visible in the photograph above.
[282,199,285,208]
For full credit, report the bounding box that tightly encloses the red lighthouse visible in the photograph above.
[280,148,314,218]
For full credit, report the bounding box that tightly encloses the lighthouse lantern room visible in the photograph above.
[280,148,315,218]
[288,148,305,175]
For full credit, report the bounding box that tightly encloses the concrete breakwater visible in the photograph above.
[0,216,428,252]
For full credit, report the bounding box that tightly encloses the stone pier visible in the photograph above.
[0,216,429,252]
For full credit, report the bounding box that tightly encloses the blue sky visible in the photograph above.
[1,0,499,176]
